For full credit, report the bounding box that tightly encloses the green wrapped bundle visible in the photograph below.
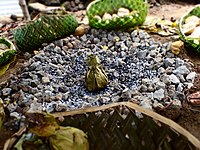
[86,0,148,30]
[13,14,78,52]
[85,54,109,92]
[179,4,200,54]
[0,37,16,66]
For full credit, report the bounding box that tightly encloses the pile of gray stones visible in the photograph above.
[0,29,196,119]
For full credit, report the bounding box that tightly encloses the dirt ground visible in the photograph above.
[1,0,200,149]
[148,1,200,141]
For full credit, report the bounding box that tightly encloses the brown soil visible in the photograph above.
[1,0,200,149]
[149,1,200,142]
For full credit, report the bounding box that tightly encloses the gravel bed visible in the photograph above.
[0,29,196,118]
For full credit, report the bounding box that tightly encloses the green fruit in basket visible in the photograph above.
[182,23,196,35]
[117,8,130,17]
[0,37,16,66]
[86,0,148,30]
[49,126,89,150]
[188,25,200,45]
[179,4,200,53]
[188,26,200,39]
[185,15,200,26]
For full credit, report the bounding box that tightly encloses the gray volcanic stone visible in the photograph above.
[29,62,41,71]
[155,81,166,89]
[173,91,186,101]
[163,58,175,67]
[2,88,12,96]
[28,99,43,113]
[137,50,148,58]
[173,65,190,75]
[160,74,171,85]
[169,74,180,84]
[7,103,17,113]
[177,83,184,92]
[140,98,152,110]
[176,74,185,82]
[184,82,194,89]
[175,58,184,67]
[153,88,165,101]
[186,72,196,83]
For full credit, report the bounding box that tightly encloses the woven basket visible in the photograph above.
[4,102,200,150]
[86,0,148,30]
[12,14,78,52]
[0,37,16,66]
[53,102,200,150]
[179,4,200,54]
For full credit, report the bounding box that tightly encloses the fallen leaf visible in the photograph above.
[170,40,184,55]
[0,55,16,77]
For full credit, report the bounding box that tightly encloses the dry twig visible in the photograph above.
[19,0,31,21]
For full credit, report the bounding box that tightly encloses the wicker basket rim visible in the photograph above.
[0,37,16,51]
[16,14,76,28]
[179,4,200,40]
[52,102,200,149]
[86,0,148,13]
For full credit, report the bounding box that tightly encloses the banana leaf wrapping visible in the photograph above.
[86,65,109,92]
[0,38,16,66]
[85,54,109,92]
[4,102,200,150]
[12,14,78,52]
[179,4,200,53]
[86,0,148,30]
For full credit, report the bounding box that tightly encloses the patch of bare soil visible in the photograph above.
[150,1,200,141]
[157,102,200,140]
[149,2,194,19]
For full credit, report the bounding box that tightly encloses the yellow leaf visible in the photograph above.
[0,55,16,77]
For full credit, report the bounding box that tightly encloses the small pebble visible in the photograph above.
[42,77,50,84]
